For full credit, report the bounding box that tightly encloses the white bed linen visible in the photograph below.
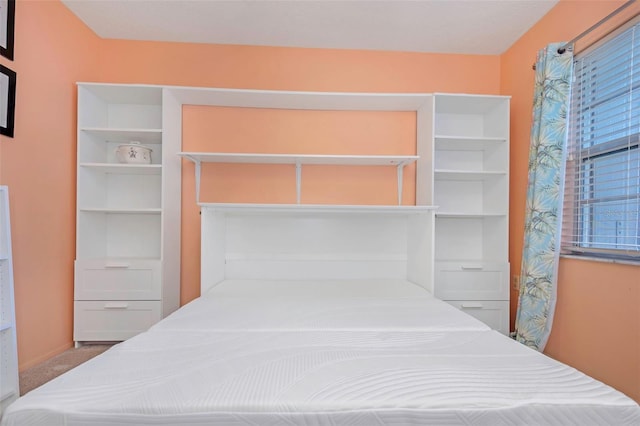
[153,279,490,332]
[3,329,639,425]
[3,280,639,426]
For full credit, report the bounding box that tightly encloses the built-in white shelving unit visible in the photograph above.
[74,83,509,337]
[0,186,19,415]
[419,93,510,334]
[168,86,438,298]
[74,83,181,345]
[171,87,509,333]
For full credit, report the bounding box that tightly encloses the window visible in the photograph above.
[562,19,640,261]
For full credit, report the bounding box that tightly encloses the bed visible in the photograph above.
[3,206,639,425]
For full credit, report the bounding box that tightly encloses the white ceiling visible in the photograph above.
[61,0,559,55]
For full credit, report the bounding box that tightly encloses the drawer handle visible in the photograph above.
[461,266,483,271]
[104,303,129,310]
[461,303,484,309]
[104,263,130,269]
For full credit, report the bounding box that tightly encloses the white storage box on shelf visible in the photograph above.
[115,142,153,164]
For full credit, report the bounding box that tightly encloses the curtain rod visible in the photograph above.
[532,0,637,70]
[557,0,637,54]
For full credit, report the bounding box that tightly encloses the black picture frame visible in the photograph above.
[0,0,15,60]
[0,63,16,138]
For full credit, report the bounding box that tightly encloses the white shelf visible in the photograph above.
[199,203,437,215]
[434,170,507,180]
[180,152,419,205]
[78,83,163,105]
[79,208,162,214]
[434,93,510,114]
[167,86,432,111]
[434,136,507,150]
[80,127,162,143]
[178,152,418,167]
[428,94,510,334]
[436,212,507,218]
[75,84,182,345]
[79,163,162,175]
[80,256,161,261]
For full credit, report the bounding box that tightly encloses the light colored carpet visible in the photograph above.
[19,344,112,395]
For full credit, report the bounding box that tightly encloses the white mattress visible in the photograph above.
[3,280,639,426]
[153,279,490,332]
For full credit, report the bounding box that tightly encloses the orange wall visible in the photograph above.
[94,39,500,94]
[182,107,417,206]
[502,0,640,402]
[0,1,99,370]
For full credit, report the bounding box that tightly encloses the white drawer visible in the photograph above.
[74,300,161,342]
[75,259,161,300]
[435,261,509,300]
[445,300,510,335]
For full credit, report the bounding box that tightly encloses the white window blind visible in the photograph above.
[562,19,640,260]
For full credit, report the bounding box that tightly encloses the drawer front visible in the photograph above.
[75,259,161,300]
[445,300,510,335]
[74,301,161,342]
[435,261,509,300]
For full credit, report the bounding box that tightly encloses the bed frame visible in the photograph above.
[200,203,435,295]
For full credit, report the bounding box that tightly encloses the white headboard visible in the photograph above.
[200,204,435,295]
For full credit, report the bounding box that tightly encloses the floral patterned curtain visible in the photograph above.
[514,43,574,351]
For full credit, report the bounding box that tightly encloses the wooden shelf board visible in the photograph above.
[199,203,436,215]
[436,212,508,218]
[179,152,418,167]
[434,136,507,150]
[81,127,162,143]
[434,93,511,114]
[79,163,162,175]
[77,84,163,105]
[76,256,161,262]
[434,169,507,180]
[78,208,162,214]
[168,86,432,111]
